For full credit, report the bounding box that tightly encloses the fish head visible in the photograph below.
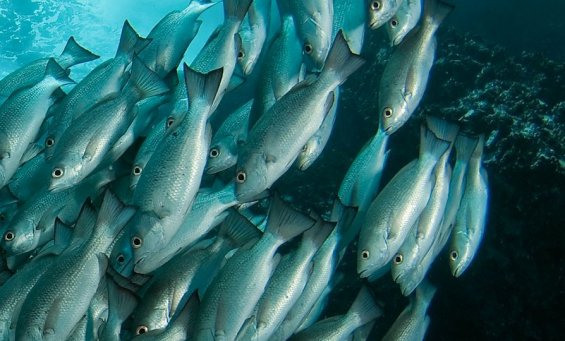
[1,219,37,255]
[396,268,423,296]
[386,15,409,46]
[128,213,168,274]
[205,139,238,174]
[368,0,400,30]
[48,162,83,192]
[300,17,332,71]
[390,250,413,283]
[448,232,473,278]
[237,29,261,76]
[235,153,269,202]
[110,233,135,277]
[131,306,169,337]
[129,163,144,190]
[296,138,321,171]
[357,228,390,278]
[380,96,410,135]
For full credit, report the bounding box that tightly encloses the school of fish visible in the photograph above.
[0,0,489,340]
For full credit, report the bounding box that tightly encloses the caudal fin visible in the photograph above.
[470,134,485,161]
[183,64,224,115]
[224,0,253,23]
[44,58,75,87]
[129,56,170,99]
[347,286,383,328]
[423,0,455,35]
[454,134,478,163]
[116,20,150,59]
[425,116,459,148]
[102,279,138,339]
[303,215,336,250]
[96,190,136,240]
[219,209,263,247]
[322,30,366,85]
[265,194,316,242]
[59,36,99,68]
[419,124,450,161]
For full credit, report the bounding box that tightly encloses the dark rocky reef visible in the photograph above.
[277,27,564,340]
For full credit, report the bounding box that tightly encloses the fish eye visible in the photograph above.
[132,165,142,176]
[45,137,55,148]
[131,236,143,249]
[301,144,308,152]
[361,250,370,259]
[303,43,313,55]
[166,117,175,128]
[116,254,125,264]
[52,167,64,178]
[209,147,220,158]
[136,326,148,335]
[371,1,381,11]
[383,107,393,118]
[236,170,246,183]
[450,250,458,261]
[394,254,403,264]
[390,18,399,27]
[4,231,14,241]
[238,49,245,60]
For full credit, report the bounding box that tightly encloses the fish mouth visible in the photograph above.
[358,268,370,278]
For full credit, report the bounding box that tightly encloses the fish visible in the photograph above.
[382,280,437,341]
[15,191,135,341]
[206,99,253,174]
[249,218,334,341]
[291,286,382,341]
[7,149,52,201]
[367,0,403,30]
[386,0,422,46]
[110,66,222,277]
[357,125,450,279]
[44,20,149,160]
[332,0,367,54]
[98,279,138,341]
[0,59,75,187]
[131,210,261,335]
[288,0,334,70]
[132,293,201,341]
[138,0,216,78]
[48,56,169,192]
[0,36,98,98]
[193,195,315,341]
[237,0,272,76]
[391,117,459,293]
[236,31,365,202]
[248,8,303,127]
[449,134,489,277]
[295,87,339,171]
[190,0,253,113]
[378,0,454,135]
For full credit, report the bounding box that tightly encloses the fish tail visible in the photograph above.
[45,58,75,86]
[116,20,150,59]
[423,0,455,34]
[415,279,437,308]
[425,116,459,147]
[303,216,336,250]
[104,279,138,334]
[130,56,170,99]
[265,194,316,242]
[454,133,478,163]
[347,286,382,328]
[59,36,99,68]
[219,209,263,247]
[72,201,98,242]
[96,190,136,240]
[471,134,485,161]
[183,64,224,113]
[322,30,366,85]
[224,0,253,23]
[419,124,450,161]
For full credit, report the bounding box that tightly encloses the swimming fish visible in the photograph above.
[237,0,272,76]
[367,0,403,30]
[386,0,422,46]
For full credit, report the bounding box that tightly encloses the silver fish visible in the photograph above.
[288,0,334,71]
[378,0,453,135]
[367,0,403,30]
[98,279,138,341]
[292,286,381,341]
[386,0,422,46]
[44,20,148,159]
[206,99,253,174]
[193,196,315,341]
[449,135,489,277]
[357,125,449,279]
[138,0,215,78]
[236,32,365,202]
[332,0,367,54]
[382,280,436,341]
[129,116,168,190]
[295,87,339,171]
[15,191,135,341]
[237,0,272,76]
[0,59,74,187]
[48,56,169,192]
[0,36,97,98]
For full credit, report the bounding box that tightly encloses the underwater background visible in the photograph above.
[0,0,563,340]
